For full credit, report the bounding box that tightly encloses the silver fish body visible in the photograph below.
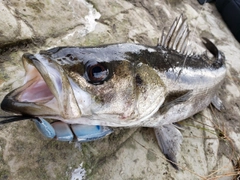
[0,15,226,169]
[1,41,226,126]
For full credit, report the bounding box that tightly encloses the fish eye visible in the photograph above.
[85,62,109,85]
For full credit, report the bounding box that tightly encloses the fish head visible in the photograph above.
[1,45,167,126]
[1,52,81,119]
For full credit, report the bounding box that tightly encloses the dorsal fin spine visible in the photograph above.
[168,15,183,49]
[177,28,189,53]
[173,19,187,50]
[159,14,191,56]
[159,27,166,47]
[164,17,178,48]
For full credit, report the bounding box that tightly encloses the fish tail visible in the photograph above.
[202,37,225,68]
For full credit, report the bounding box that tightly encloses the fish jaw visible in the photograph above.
[1,53,82,119]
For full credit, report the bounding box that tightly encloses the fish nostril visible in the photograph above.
[22,53,37,61]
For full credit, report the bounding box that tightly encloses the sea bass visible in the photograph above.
[0,15,226,169]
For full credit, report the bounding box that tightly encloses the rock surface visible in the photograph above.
[0,0,240,179]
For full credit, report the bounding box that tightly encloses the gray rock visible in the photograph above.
[0,0,240,179]
[0,1,33,46]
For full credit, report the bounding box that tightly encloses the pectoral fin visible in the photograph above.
[154,124,183,170]
[159,90,192,114]
[211,95,224,111]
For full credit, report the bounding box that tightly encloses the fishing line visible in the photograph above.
[0,115,36,124]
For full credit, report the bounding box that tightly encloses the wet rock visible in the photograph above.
[0,1,33,46]
[1,0,98,46]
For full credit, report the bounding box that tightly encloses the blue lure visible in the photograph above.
[34,118,113,142]
[0,116,112,142]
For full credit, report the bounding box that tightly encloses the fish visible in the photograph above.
[0,15,226,169]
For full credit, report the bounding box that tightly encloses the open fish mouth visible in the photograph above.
[18,76,54,104]
[18,54,56,104]
[1,53,81,118]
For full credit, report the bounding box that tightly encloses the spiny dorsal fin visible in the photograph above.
[158,14,191,55]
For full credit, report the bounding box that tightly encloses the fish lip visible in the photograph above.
[1,53,60,116]
[21,53,61,106]
[1,53,73,117]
